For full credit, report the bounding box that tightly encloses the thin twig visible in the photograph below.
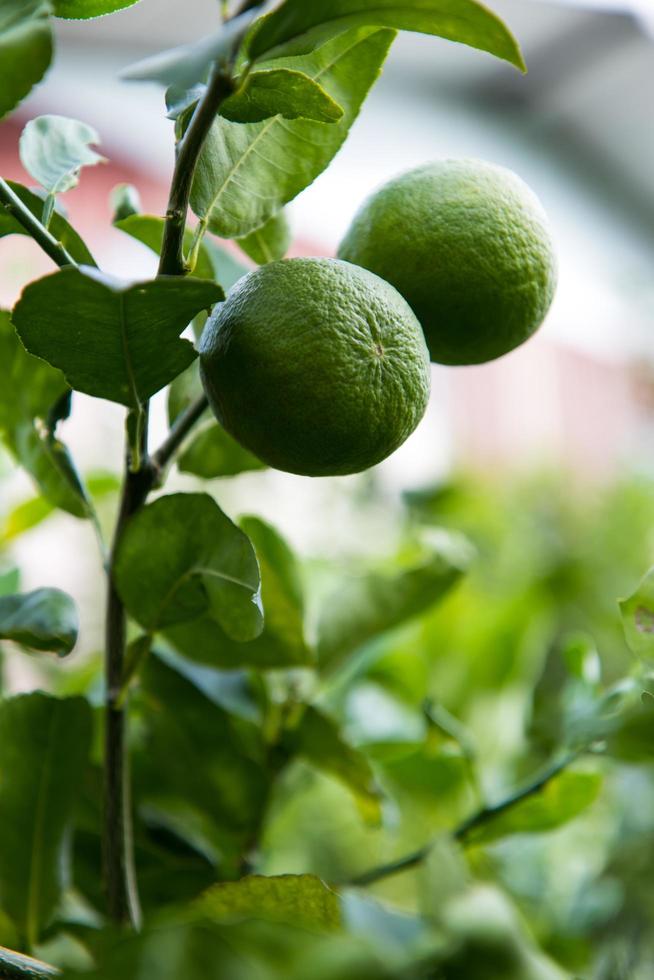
[0,945,59,979]
[0,179,76,269]
[347,752,583,888]
[151,394,209,478]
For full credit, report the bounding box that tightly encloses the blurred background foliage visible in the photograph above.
[2,463,653,978]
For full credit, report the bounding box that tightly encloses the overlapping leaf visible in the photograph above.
[237,210,291,265]
[0,693,92,946]
[221,68,344,124]
[0,588,78,656]
[0,180,96,265]
[200,874,341,933]
[0,1,53,120]
[115,493,263,642]
[0,310,88,517]
[12,267,222,408]
[165,516,310,669]
[54,0,142,17]
[190,27,395,239]
[179,423,266,479]
[246,0,525,71]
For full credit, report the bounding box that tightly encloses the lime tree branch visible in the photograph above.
[103,57,236,930]
[0,179,76,269]
[0,945,59,980]
[151,393,209,480]
[347,752,583,888]
[158,67,233,277]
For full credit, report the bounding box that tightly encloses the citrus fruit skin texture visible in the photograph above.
[338,159,557,366]
[199,258,431,478]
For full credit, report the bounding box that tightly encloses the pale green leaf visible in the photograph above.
[467,771,603,846]
[54,0,142,17]
[0,588,78,656]
[12,267,223,408]
[221,68,344,124]
[114,493,263,641]
[19,115,105,196]
[190,26,395,239]
[0,0,53,121]
[199,874,341,932]
[109,183,141,222]
[247,0,525,72]
[619,568,654,662]
[237,210,291,265]
[318,531,473,669]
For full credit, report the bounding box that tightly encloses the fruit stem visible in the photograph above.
[151,394,209,483]
[0,179,76,269]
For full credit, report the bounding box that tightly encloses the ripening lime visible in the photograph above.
[338,159,557,365]
[199,258,431,477]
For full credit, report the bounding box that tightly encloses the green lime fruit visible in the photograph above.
[338,159,557,366]
[199,257,430,477]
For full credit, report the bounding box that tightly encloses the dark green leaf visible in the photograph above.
[114,214,215,280]
[0,1,53,121]
[237,211,291,265]
[221,68,344,124]
[13,267,222,408]
[19,115,105,195]
[466,770,603,846]
[0,693,92,946]
[165,516,310,669]
[318,531,473,670]
[289,706,381,818]
[200,874,341,932]
[0,181,96,265]
[178,422,266,479]
[167,362,206,427]
[619,568,654,661]
[246,0,525,72]
[0,311,88,518]
[0,588,78,656]
[135,654,269,870]
[115,493,263,641]
[53,0,142,17]
[191,27,395,239]
[204,239,250,291]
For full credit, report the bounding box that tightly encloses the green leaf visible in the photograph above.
[121,18,249,89]
[115,214,215,281]
[467,770,603,846]
[114,493,263,641]
[164,516,311,669]
[12,267,222,408]
[2,472,117,541]
[199,874,341,932]
[0,0,53,121]
[0,181,96,265]
[109,182,141,222]
[19,115,105,196]
[237,211,291,265]
[0,693,92,946]
[0,311,88,518]
[178,422,266,479]
[619,568,654,662]
[53,0,142,17]
[135,654,269,869]
[0,588,78,656]
[289,706,381,819]
[221,68,344,124]
[318,531,473,670]
[246,0,525,72]
[190,26,395,239]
